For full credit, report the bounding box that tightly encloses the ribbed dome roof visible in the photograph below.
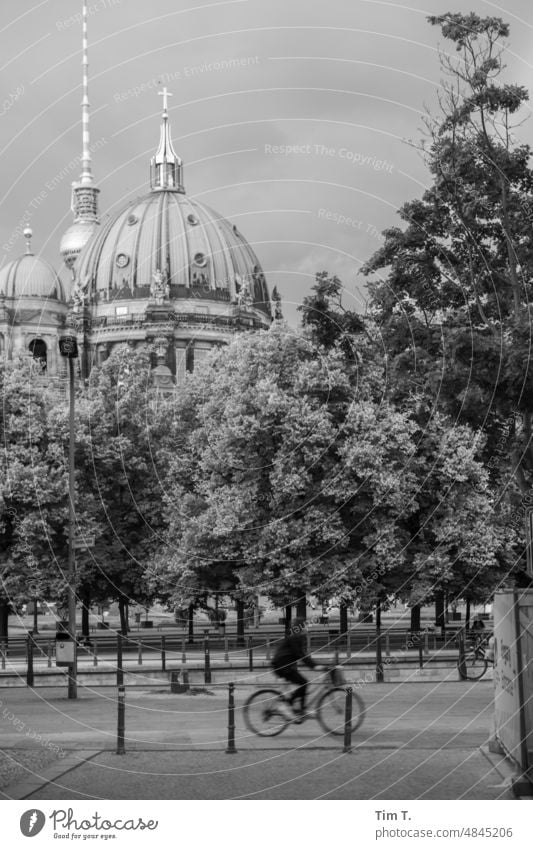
[0,231,65,301]
[76,191,270,315]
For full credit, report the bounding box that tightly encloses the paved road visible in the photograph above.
[0,679,515,800]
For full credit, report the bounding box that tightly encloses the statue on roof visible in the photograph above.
[150,267,170,303]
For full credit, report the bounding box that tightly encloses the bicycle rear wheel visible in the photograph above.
[463,651,488,680]
[243,689,289,737]
[317,687,366,736]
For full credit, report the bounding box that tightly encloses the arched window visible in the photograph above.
[28,338,47,372]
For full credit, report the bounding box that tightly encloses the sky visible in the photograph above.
[1,0,533,324]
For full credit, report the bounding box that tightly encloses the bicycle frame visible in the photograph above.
[275,668,339,709]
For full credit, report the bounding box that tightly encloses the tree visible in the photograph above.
[0,358,68,640]
[362,12,533,499]
[301,271,510,612]
[148,324,430,624]
[47,345,168,634]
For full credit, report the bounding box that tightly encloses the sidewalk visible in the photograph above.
[0,679,515,800]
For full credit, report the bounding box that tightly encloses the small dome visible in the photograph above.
[0,248,65,301]
[76,191,270,315]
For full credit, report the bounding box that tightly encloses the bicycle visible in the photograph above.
[242,666,366,737]
[463,635,494,681]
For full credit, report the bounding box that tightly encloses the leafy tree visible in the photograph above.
[300,273,512,617]
[147,324,455,628]
[362,12,533,501]
[49,346,167,633]
[0,358,68,640]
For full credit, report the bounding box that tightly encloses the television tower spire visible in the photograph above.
[60,0,100,272]
[80,0,93,185]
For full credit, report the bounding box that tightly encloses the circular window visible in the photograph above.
[115,253,129,268]
[193,252,207,267]
[127,214,138,226]
[187,213,199,226]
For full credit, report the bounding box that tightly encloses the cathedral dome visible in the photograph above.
[76,191,270,314]
[74,87,270,317]
[0,228,65,301]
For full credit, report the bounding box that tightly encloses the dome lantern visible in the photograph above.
[23,227,33,255]
[150,87,184,193]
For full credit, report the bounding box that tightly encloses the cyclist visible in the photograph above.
[272,618,317,721]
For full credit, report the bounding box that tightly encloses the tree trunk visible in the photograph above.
[0,599,9,644]
[33,601,39,635]
[340,602,348,637]
[296,595,307,620]
[118,597,128,635]
[410,604,421,632]
[236,599,245,646]
[375,599,382,631]
[465,598,471,630]
[284,603,292,636]
[435,592,445,632]
[187,604,194,644]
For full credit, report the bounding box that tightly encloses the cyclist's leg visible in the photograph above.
[283,667,308,712]
[273,664,308,711]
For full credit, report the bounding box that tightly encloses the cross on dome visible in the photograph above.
[158,86,172,116]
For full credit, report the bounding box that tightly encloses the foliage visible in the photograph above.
[362,11,533,505]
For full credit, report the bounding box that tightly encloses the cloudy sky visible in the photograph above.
[1,0,532,323]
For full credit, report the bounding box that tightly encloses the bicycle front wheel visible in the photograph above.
[317,687,366,736]
[463,651,488,681]
[243,689,289,737]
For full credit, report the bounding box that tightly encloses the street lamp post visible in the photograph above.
[59,335,79,699]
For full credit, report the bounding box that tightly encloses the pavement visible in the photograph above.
[0,678,518,800]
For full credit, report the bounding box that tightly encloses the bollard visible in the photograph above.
[457,632,467,680]
[117,633,124,687]
[181,638,186,665]
[26,633,34,688]
[93,638,98,667]
[224,636,229,663]
[265,637,271,661]
[47,640,52,668]
[418,644,424,668]
[138,640,142,666]
[248,636,253,672]
[161,635,166,672]
[116,685,126,755]
[385,633,390,657]
[225,682,237,754]
[343,687,353,753]
[375,631,384,683]
[204,631,211,684]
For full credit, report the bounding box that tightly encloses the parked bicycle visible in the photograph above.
[463,634,494,681]
[242,666,365,737]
